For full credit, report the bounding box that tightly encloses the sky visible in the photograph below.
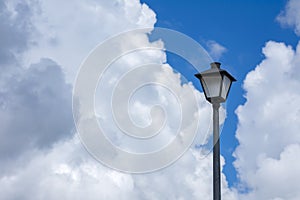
[141,0,300,188]
[1,0,300,199]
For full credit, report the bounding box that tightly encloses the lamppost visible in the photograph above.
[195,62,236,200]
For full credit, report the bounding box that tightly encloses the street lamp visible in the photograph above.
[195,62,236,200]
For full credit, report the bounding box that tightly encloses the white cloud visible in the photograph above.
[22,0,157,83]
[206,40,227,60]
[0,136,238,200]
[0,58,73,167]
[0,0,237,199]
[277,0,300,36]
[234,40,300,199]
[0,0,73,174]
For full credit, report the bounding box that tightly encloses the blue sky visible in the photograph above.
[1,0,300,199]
[142,0,299,187]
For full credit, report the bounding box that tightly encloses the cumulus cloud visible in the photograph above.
[0,58,73,160]
[22,0,157,82]
[2,104,234,199]
[0,0,73,175]
[0,0,32,65]
[0,136,238,200]
[0,0,237,199]
[234,40,300,199]
[277,0,300,36]
[234,1,300,198]
[206,40,227,60]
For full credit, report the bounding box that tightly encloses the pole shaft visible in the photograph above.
[213,103,221,200]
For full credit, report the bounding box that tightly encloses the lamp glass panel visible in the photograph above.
[201,74,222,98]
[221,75,231,99]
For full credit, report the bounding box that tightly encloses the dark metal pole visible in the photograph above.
[213,103,221,200]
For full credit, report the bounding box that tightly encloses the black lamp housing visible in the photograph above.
[195,62,236,104]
